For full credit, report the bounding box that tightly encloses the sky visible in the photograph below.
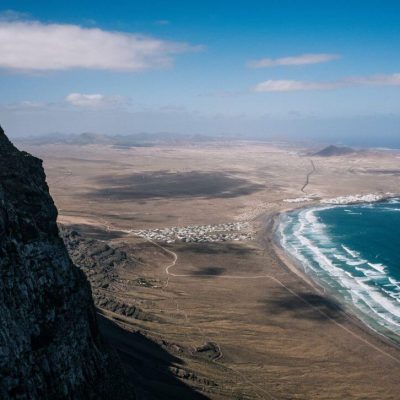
[0,1,399,146]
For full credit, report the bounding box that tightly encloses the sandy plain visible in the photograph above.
[21,139,400,399]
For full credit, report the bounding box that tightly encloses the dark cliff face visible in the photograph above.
[0,126,131,399]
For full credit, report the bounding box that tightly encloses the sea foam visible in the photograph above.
[278,201,400,338]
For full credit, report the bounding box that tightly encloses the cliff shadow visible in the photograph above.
[88,170,264,201]
[59,223,128,240]
[192,266,226,277]
[264,292,344,322]
[176,242,254,256]
[97,314,210,400]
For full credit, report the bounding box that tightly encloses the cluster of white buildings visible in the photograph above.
[321,193,395,205]
[283,193,397,205]
[132,222,254,244]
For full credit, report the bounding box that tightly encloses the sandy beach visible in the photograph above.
[271,208,400,349]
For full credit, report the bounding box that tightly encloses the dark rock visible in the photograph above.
[0,126,134,399]
[59,227,158,322]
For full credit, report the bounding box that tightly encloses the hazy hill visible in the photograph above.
[313,145,356,157]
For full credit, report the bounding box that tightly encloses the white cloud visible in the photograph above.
[1,100,47,111]
[0,20,199,72]
[0,94,130,111]
[254,80,339,92]
[253,73,400,92]
[65,93,129,108]
[247,53,340,68]
[17,101,44,108]
[346,73,400,86]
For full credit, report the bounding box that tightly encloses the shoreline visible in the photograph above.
[259,207,400,353]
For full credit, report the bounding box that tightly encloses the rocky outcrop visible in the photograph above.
[60,228,156,321]
[0,126,132,399]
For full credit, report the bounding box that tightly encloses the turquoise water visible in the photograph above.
[278,199,400,340]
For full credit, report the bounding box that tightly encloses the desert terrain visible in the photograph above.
[20,139,400,399]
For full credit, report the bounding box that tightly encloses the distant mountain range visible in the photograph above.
[15,133,372,156]
[15,132,223,148]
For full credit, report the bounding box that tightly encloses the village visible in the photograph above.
[131,222,254,243]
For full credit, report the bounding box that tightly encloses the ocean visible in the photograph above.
[278,199,400,342]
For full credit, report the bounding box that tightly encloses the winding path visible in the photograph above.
[301,159,316,193]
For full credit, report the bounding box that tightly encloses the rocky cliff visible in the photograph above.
[0,126,132,399]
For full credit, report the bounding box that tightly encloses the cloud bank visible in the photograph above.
[254,80,337,92]
[0,20,198,72]
[254,73,400,92]
[65,93,129,108]
[247,53,339,68]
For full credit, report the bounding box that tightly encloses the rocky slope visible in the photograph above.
[0,126,133,399]
[59,227,157,321]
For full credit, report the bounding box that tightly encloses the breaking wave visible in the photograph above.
[278,199,400,340]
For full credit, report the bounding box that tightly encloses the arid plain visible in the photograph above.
[21,139,400,400]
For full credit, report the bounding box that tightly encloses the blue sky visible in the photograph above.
[0,1,399,145]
